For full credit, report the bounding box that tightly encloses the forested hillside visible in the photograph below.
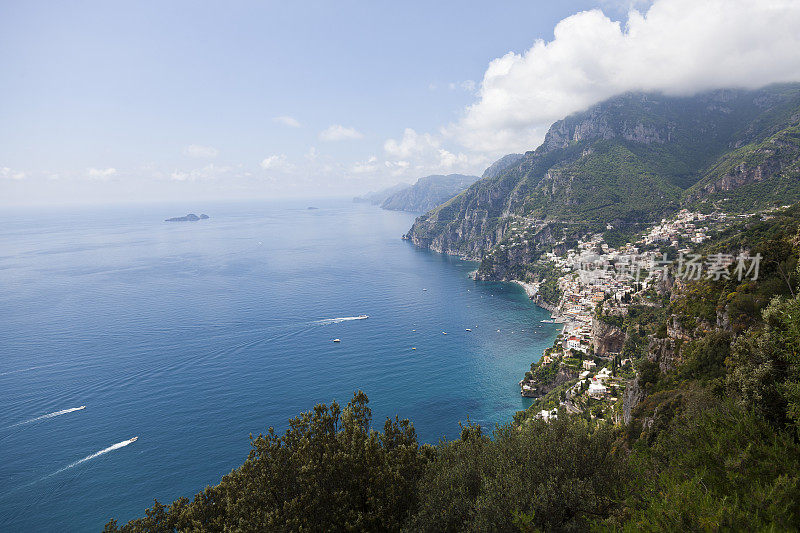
[405,84,800,261]
[380,174,478,213]
[107,204,800,531]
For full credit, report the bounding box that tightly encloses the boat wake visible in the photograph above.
[51,437,138,476]
[313,315,369,325]
[0,363,59,377]
[9,406,85,428]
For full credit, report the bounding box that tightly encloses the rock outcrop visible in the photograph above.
[520,364,579,399]
[591,317,625,356]
[381,174,478,213]
[165,213,209,222]
[623,376,646,424]
[481,153,524,180]
[405,85,800,274]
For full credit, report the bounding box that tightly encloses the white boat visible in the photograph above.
[357,314,369,319]
[465,328,472,331]
[333,338,341,343]
[130,436,138,443]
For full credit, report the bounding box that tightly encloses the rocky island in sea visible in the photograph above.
[164,213,210,222]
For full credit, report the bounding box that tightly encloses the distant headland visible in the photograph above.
[164,213,209,222]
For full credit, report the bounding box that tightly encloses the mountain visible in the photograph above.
[353,183,409,205]
[481,153,524,179]
[164,213,209,222]
[379,173,479,213]
[405,84,800,266]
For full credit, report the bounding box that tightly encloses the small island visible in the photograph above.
[165,213,209,222]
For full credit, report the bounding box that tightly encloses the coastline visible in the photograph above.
[512,279,537,298]
[511,279,560,316]
[452,265,565,404]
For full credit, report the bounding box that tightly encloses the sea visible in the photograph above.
[0,198,559,531]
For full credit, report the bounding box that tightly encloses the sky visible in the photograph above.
[1,0,800,206]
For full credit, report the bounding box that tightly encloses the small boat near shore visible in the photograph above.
[540,319,556,323]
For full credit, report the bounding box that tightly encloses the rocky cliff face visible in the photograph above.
[688,118,800,203]
[591,317,625,356]
[623,376,646,425]
[381,174,478,213]
[406,85,800,272]
[520,364,579,399]
[540,95,671,152]
[481,153,524,180]
[474,223,555,279]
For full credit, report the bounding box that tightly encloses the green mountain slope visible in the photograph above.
[405,84,800,263]
[380,174,478,213]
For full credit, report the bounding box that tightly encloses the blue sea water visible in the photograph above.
[0,199,558,531]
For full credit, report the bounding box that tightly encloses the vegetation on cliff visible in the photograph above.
[406,84,800,276]
[108,204,800,531]
[380,174,478,213]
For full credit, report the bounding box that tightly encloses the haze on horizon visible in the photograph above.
[1,0,799,207]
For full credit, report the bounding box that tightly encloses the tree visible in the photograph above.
[106,392,427,532]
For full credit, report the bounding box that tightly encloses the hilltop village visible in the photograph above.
[513,208,765,422]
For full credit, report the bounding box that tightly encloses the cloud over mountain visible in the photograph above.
[450,0,800,153]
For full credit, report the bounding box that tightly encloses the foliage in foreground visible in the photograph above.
[105,388,800,532]
[107,206,800,532]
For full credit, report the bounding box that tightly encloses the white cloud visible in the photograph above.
[183,144,219,158]
[381,128,488,178]
[450,0,800,153]
[319,125,364,141]
[430,80,476,93]
[351,156,379,174]
[169,164,231,182]
[384,128,440,160]
[0,167,26,180]
[273,116,302,128]
[87,167,117,180]
[260,154,291,170]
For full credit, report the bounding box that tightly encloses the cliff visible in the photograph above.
[353,183,408,205]
[165,213,209,222]
[381,174,479,213]
[481,153,524,180]
[406,84,800,272]
[520,363,579,399]
[591,317,625,357]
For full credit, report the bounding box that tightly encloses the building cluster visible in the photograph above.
[524,209,732,421]
[643,209,717,246]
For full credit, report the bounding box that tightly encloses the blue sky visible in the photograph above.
[2,0,799,205]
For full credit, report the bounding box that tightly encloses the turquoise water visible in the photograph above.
[0,199,558,531]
